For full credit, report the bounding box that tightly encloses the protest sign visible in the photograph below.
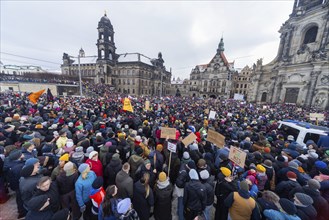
[145,100,150,110]
[160,127,176,140]
[207,129,225,148]
[208,110,216,120]
[310,113,325,121]
[227,113,233,117]
[204,109,209,114]
[167,142,177,153]
[229,146,247,168]
[123,98,134,112]
[182,132,197,146]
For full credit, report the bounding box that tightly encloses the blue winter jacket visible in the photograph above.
[75,171,97,207]
[264,209,301,220]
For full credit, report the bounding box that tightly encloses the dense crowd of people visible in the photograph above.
[0,73,78,85]
[0,87,329,220]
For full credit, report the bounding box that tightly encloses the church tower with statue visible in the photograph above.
[249,0,329,110]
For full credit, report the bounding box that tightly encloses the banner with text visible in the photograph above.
[160,127,177,140]
[207,129,225,148]
[229,146,247,168]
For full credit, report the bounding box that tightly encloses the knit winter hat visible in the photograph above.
[288,161,298,170]
[308,179,321,190]
[63,161,76,176]
[263,159,272,167]
[287,171,297,179]
[92,176,103,189]
[117,198,131,214]
[22,142,32,149]
[189,169,199,180]
[85,146,94,157]
[20,164,34,177]
[200,170,209,180]
[264,147,271,153]
[156,144,163,152]
[88,151,98,159]
[220,167,231,177]
[256,164,266,173]
[9,149,22,161]
[25,158,39,167]
[187,161,196,170]
[59,153,69,162]
[240,180,249,191]
[279,198,297,215]
[295,193,313,206]
[315,161,327,170]
[78,163,89,173]
[183,151,190,160]
[144,159,151,165]
[158,172,167,182]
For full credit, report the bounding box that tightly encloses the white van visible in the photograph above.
[277,120,329,147]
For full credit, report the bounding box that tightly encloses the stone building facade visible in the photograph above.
[249,0,329,110]
[61,13,171,96]
[188,38,235,99]
[232,65,253,100]
[170,77,190,97]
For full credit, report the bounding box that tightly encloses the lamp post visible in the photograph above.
[78,48,85,97]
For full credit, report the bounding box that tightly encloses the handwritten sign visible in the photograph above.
[208,110,216,120]
[167,142,177,153]
[160,127,177,140]
[145,100,150,110]
[310,113,325,121]
[207,129,225,148]
[182,132,197,146]
[227,113,233,117]
[229,146,247,168]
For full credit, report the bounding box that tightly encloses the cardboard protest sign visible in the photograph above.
[204,109,209,114]
[208,110,216,120]
[182,132,197,146]
[145,100,150,110]
[207,129,225,148]
[229,146,247,168]
[297,108,302,112]
[160,127,176,140]
[310,113,325,121]
[167,142,177,153]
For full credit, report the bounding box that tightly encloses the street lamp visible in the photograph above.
[78,48,85,97]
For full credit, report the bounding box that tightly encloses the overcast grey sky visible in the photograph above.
[1,0,293,79]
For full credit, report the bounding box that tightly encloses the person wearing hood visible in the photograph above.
[19,158,43,213]
[154,172,173,220]
[75,163,96,220]
[215,167,237,220]
[104,153,122,187]
[134,159,156,188]
[183,169,207,220]
[199,169,214,220]
[128,147,144,180]
[25,194,53,220]
[132,172,154,220]
[276,171,302,199]
[224,180,260,220]
[3,149,26,218]
[293,192,317,220]
[263,198,301,220]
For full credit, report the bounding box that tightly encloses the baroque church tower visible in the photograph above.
[96,12,118,84]
[249,0,329,110]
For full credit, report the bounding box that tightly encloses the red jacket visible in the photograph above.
[86,159,103,177]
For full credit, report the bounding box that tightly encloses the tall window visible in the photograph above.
[303,26,318,44]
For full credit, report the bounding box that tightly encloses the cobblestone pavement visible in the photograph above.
[0,190,18,220]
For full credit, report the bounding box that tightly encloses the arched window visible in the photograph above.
[261,92,267,102]
[303,26,318,44]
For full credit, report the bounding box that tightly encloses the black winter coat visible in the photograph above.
[183,179,207,212]
[104,158,122,186]
[201,176,215,206]
[275,179,301,199]
[154,182,173,220]
[132,180,154,220]
[296,204,317,220]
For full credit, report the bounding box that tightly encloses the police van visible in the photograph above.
[278,120,329,147]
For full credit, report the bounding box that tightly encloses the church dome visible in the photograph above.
[100,13,111,25]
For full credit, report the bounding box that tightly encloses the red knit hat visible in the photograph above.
[287,171,297,179]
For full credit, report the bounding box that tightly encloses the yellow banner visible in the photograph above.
[123,98,134,112]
